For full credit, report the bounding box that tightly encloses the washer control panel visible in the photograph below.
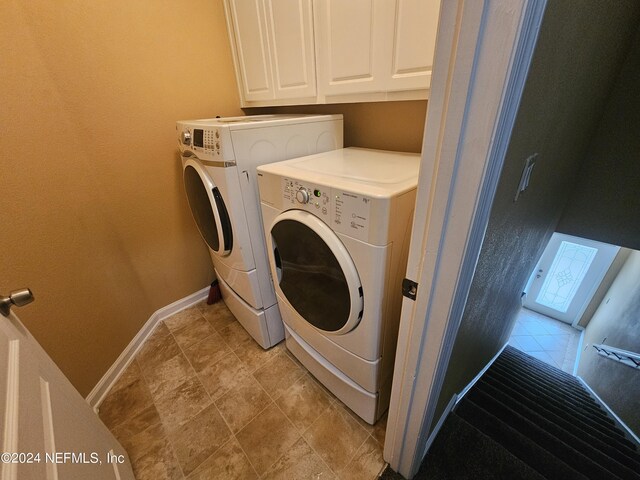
[176,123,235,161]
[281,178,371,241]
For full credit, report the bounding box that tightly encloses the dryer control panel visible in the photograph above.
[281,178,371,242]
[176,123,235,161]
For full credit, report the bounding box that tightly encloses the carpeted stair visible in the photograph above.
[380,345,640,479]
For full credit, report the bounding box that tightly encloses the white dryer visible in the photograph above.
[257,148,420,423]
[177,115,343,349]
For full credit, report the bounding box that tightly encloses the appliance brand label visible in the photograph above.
[333,190,370,241]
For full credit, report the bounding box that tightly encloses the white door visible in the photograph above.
[314,0,389,96]
[523,233,620,325]
[263,0,317,99]
[267,210,364,334]
[227,0,275,102]
[314,0,440,97]
[384,0,441,91]
[1,289,134,480]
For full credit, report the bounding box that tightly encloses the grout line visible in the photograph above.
[232,434,261,479]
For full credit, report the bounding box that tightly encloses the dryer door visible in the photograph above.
[183,158,233,257]
[268,210,363,334]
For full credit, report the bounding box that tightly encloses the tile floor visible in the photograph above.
[508,307,582,374]
[98,300,387,480]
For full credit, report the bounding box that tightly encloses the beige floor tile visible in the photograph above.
[184,332,231,373]
[332,397,380,434]
[110,360,142,394]
[111,405,162,452]
[187,436,258,480]
[262,437,336,480]
[200,301,238,332]
[168,403,232,476]
[197,352,252,400]
[371,413,388,446]
[129,426,183,480]
[283,345,307,370]
[173,317,217,351]
[126,423,172,467]
[234,337,281,372]
[276,373,333,432]
[235,403,300,476]
[214,375,272,433]
[218,321,252,349]
[137,323,182,372]
[155,376,211,432]
[337,435,385,480]
[254,351,306,399]
[143,353,196,400]
[303,402,369,472]
[99,378,154,430]
[164,305,204,332]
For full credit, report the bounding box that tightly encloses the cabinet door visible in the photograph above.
[314,0,389,96]
[264,0,316,99]
[385,0,441,91]
[227,0,274,102]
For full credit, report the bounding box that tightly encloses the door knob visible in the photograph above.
[0,289,34,317]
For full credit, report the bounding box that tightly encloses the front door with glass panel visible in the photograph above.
[183,160,233,257]
[524,233,619,325]
[269,210,363,335]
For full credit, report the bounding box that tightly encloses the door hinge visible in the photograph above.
[402,278,418,301]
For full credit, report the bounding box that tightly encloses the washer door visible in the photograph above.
[268,210,363,334]
[183,159,233,257]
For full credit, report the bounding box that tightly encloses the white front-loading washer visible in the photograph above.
[257,148,420,423]
[177,115,343,348]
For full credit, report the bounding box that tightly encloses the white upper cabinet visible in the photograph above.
[225,0,440,106]
[313,0,388,97]
[386,0,441,91]
[226,0,274,102]
[264,0,317,99]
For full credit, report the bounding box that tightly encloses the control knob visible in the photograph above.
[181,130,191,145]
[296,188,310,204]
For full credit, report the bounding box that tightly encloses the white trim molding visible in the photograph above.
[384,1,548,478]
[85,287,210,411]
[577,376,640,447]
[420,341,509,462]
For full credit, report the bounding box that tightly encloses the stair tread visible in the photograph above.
[481,372,636,451]
[417,412,548,480]
[476,378,640,467]
[490,361,605,413]
[468,382,640,479]
[457,399,591,480]
[495,354,595,399]
[404,345,639,480]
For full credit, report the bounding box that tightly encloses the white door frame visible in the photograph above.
[384,0,548,477]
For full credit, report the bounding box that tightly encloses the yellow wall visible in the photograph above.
[247,100,427,153]
[0,0,242,395]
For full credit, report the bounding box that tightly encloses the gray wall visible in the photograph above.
[578,251,640,434]
[557,23,640,251]
[577,248,631,328]
[431,0,640,424]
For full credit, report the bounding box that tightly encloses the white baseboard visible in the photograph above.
[572,329,585,376]
[577,376,640,447]
[421,394,457,460]
[86,286,210,411]
[456,341,509,404]
[421,341,509,461]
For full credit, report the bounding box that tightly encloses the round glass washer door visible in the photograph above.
[182,159,233,257]
[268,210,363,335]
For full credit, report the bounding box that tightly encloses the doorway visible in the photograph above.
[510,232,621,373]
[523,233,619,325]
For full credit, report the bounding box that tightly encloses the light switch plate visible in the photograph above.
[514,153,538,202]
